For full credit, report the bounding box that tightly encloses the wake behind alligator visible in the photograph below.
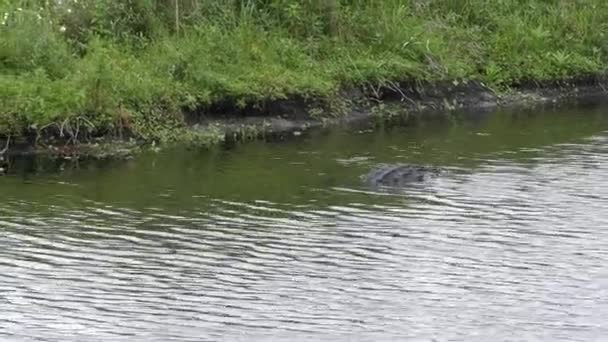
[364,164,441,187]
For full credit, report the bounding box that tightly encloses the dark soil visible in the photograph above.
[2,75,608,162]
[188,75,608,141]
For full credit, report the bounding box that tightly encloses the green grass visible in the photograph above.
[2,0,608,141]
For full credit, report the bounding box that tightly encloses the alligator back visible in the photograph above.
[364,164,440,187]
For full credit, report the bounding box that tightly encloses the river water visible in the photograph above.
[1,104,608,341]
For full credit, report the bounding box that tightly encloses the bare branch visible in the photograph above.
[0,135,10,155]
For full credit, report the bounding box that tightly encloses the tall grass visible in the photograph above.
[2,0,608,139]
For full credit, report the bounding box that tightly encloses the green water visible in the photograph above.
[1,103,608,341]
[3,104,607,204]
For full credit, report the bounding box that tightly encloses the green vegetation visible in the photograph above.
[2,0,608,142]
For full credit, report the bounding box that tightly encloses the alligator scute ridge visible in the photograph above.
[363,164,441,187]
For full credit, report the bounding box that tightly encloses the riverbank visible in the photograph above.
[1,75,608,162]
[2,1,608,157]
[190,75,608,140]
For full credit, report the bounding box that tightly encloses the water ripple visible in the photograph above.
[2,131,608,341]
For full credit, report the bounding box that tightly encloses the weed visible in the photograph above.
[2,0,608,143]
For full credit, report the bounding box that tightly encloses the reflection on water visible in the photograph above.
[1,104,608,341]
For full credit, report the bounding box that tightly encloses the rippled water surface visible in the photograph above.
[2,104,608,341]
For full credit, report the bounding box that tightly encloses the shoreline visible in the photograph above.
[177,75,608,142]
[1,75,608,161]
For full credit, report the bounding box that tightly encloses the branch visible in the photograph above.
[0,135,10,155]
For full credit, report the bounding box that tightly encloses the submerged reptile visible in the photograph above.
[364,164,441,187]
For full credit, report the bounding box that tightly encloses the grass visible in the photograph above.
[2,0,608,143]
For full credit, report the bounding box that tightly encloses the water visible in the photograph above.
[1,104,608,341]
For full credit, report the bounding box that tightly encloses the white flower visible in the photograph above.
[60,25,66,32]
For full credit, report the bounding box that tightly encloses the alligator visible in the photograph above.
[363,164,441,187]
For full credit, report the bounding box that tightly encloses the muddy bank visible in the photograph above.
[2,75,608,165]
[188,75,608,141]
[0,139,140,175]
